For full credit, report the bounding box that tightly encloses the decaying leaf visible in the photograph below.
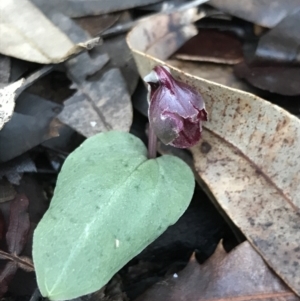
[0,154,37,185]
[0,93,62,162]
[58,68,133,137]
[66,53,109,83]
[208,0,300,28]
[0,0,101,64]
[94,33,139,95]
[255,9,300,64]
[74,14,120,37]
[146,25,198,61]
[234,62,300,96]
[0,262,18,297]
[174,29,243,64]
[136,241,299,301]
[0,194,32,297]
[33,7,109,82]
[6,195,30,255]
[139,8,203,58]
[0,79,24,131]
[31,0,163,17]
[127,10,300,295]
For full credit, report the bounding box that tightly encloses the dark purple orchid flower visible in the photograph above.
[144,65,207,148]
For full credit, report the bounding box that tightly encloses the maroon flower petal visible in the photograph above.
[144,65,207,148]
[171,118,201,148]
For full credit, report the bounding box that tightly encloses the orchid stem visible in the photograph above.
[148,124,157,159]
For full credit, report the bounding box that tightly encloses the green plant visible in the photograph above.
[33,65,205,300]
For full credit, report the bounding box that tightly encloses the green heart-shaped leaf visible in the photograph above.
[33,131,194,300]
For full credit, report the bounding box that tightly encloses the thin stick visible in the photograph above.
[148,125,157,159]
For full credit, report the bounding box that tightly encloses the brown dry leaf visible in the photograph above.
[58,68,133,137]
[0,79,24,131]
[174,29,243,64]
[0,0,101,64]
[74,14,120,37]
[135,241,299,301]
[127,10,300,296]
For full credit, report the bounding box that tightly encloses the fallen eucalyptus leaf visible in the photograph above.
[0,93,62,162]
[66,53,109,83]
[33,131,194,300]
[174,29,243,64]
[0,79,24,131]
[255,9,300,64]
[0,262,18,297]
[0,0,101,64]
[136,241,299,301]
[92,23,139,95]
[146,25,198,61]
[58,68,133,137]
[31,0,163,17]
[208,0,300,28]
[32,8,108,82]
[6,194,30,255]
[0,154,37,185]
[234,62,300,96]
[74,14,120,37]
[0,194,32,297]
[127,10,300,296]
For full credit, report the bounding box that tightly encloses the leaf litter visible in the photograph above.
[1,0,300,300]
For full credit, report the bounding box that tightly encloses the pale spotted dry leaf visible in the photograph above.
[127,9,300,296]
[0,79,24,131]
